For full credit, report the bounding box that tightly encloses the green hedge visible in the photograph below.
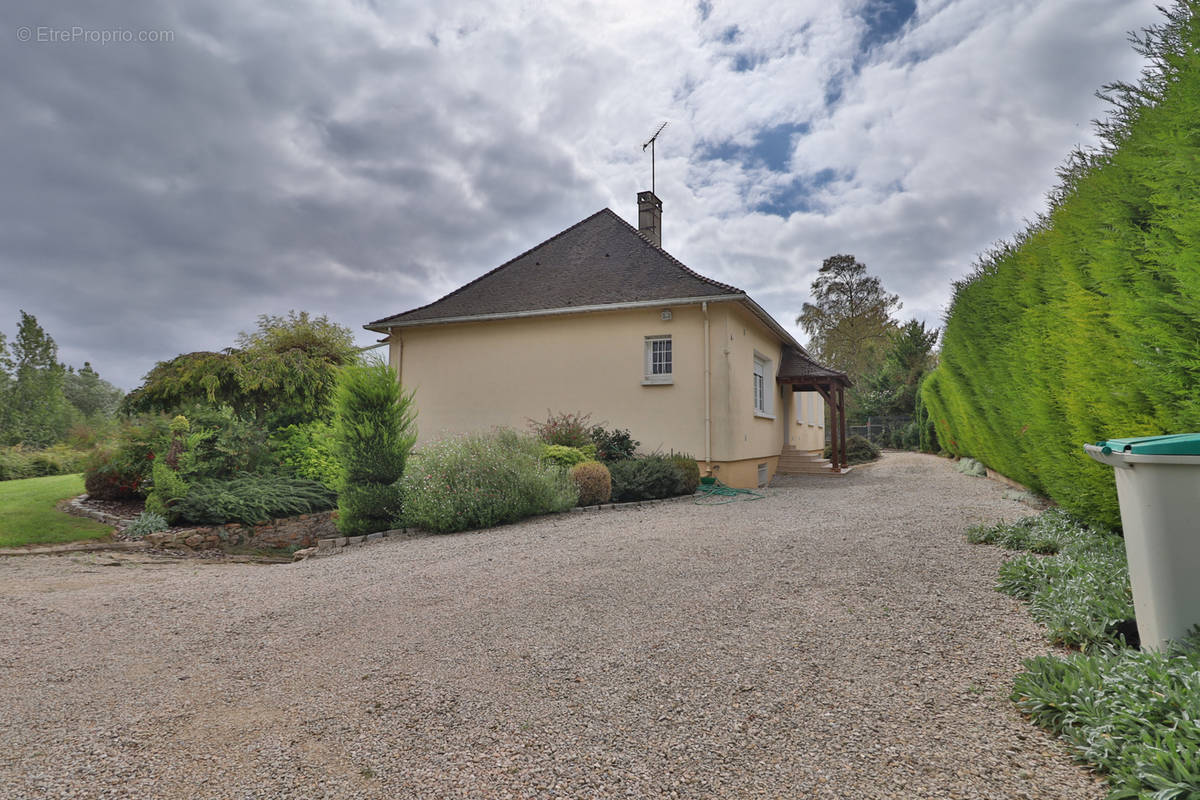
[921,5,1200,530]
[0,445,88,481]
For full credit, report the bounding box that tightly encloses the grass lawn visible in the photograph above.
[0,474,113,548]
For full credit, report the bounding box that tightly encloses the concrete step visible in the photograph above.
[779,450,826,461]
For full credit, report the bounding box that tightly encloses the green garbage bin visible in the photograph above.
[1085,433,1200,651]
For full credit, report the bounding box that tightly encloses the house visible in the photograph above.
[365,192,851,488]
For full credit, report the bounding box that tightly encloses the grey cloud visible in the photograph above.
[0,0,1165,389]
[1,0,601,388]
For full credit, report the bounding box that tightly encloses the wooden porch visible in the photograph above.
[775,346,852,474]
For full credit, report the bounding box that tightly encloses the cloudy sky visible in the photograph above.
[2,0,1161,389]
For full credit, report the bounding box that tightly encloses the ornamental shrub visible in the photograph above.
[823,434,881,465]
[668,453,700,494]
[145,459,189,521]
[609,455,688,502]
[82,415,171,499]
[332,359,416,535]
[172,475,336,525]
[145,416,192,520]
[569,460,612,506]
[529,410,593,448]
[540,444,589,469]
[124,511,168,539]
[401,429,577,534]
[590,425,639,462]
[123,311,357,429]
[174,405,273,479]
[270,421,343,491]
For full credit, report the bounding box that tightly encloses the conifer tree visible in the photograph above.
[332,358,417,535]
[4,311,70,446]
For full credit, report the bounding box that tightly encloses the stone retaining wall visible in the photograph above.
[143,511,338,552]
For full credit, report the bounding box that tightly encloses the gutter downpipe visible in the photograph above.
[703,301,711,469]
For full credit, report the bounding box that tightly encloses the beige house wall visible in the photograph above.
[391,306,708,456]
[706,304,824,484]
[386,299,827,489]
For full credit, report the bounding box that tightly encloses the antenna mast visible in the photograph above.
[642,121,668,194]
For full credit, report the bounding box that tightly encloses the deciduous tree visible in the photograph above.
[63,362,124,420]
[797,254,901,383]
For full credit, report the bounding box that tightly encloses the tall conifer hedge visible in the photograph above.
[921,3,1200,530]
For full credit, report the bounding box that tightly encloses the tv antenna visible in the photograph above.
[642,121,668,194]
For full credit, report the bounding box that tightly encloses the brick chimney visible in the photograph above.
[637,191,662,248]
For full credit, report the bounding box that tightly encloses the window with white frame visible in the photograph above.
[753,353,773,415]
[643,335,672,384]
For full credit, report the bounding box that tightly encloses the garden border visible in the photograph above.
[56,492,705,562]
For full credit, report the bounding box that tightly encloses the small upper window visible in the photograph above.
[644,335,672,384]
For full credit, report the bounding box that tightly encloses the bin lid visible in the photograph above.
[1095,433,1200,456]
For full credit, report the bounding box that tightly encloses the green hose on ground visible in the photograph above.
[694,478,766,505]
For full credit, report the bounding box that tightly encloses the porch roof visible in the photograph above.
[776,346,851,387]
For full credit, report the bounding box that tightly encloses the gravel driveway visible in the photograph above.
[0,452,1104,799]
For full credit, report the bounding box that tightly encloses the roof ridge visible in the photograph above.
[367,208,613,328]
[607,210,745,295]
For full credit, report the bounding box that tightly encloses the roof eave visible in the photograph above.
[364,293,746,332]
[736,295,805,352]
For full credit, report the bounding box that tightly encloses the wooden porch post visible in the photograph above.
[838,383,848,471]
[814,382,837,470]
[830,381,840,470]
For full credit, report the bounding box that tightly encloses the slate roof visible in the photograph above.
[367,208,743,329]
[778,346,850,384]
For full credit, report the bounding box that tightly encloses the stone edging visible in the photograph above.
[0,540,151,557]
[61,496,130,529]
[302,493,701,561]
[564,493,698,514]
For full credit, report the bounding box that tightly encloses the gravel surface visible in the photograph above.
[0,452,1105,799]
